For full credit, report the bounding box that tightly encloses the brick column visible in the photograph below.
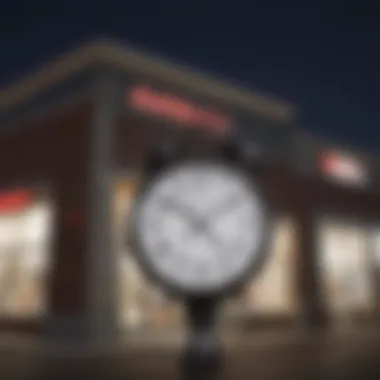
[44,118,93,342]
[296,202,328,329]
[45,173,91,341]
[45,70,122,345]
[86,70,122,344]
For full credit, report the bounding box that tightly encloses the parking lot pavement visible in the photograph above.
[1,328,380,379]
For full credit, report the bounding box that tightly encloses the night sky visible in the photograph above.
[2,2,379,153]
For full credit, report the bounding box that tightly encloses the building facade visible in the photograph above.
[1,40,380,344]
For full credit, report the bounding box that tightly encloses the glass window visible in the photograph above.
[245,218,298,314]
[222,217,299,322]
[0,188,54,318]
[317,220,374,317]
[370,230,380,266]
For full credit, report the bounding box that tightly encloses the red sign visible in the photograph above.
[128,85,232,134]
[319,151,367,186]
[0,189,33,213]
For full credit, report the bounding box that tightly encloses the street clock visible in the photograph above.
[128,143,270,297]
[126,137,272,379]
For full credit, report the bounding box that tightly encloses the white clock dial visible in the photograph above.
[133,161,267,294]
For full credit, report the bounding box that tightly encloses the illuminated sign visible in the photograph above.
[0,189,32,213]
[318,150,368,186]
[128,85,232,134]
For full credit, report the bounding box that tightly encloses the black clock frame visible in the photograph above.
[126,156,273,300]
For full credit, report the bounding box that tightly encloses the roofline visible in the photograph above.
[1,39,296,124]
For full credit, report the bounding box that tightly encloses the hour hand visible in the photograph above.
[159,197,201,226]
[198,195,242,242]
[207,194,242,221]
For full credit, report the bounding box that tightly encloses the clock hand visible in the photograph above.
[159,196,204,228]
[197,194,242,237]
[197,194,249,252]
[208,194,242,219]
[158,201,219,247]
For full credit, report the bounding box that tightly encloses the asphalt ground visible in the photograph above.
[1,329,380,380]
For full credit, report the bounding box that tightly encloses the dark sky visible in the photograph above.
[2,2,380,153]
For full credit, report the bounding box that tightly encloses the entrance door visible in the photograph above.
[317,219,374,324]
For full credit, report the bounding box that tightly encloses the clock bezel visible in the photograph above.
[126,157,273,299]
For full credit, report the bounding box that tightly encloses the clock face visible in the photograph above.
[132,160,268,295]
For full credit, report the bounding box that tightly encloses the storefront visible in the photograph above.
[3,39,380,343]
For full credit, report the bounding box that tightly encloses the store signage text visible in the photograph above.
[128,85,232,134]
[318,150,368,186]
[0,189,32,213]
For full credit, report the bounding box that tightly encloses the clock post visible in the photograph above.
[181,296,223,379]
[128,137,271,380]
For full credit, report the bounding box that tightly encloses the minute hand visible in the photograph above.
[159,197,204,227]
[199,195,244,246]
[205,195,243,223]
